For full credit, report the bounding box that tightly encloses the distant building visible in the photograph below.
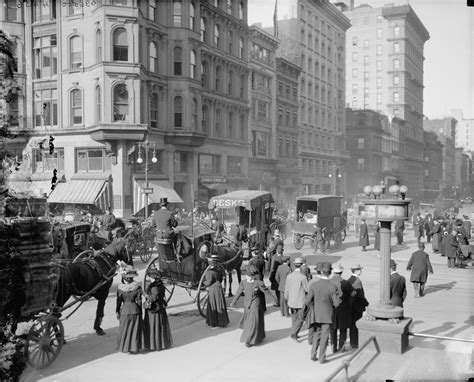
[423,117,457,197]
[454,148,472,200]
[422,131,443,202]
[344,3,430,199]
[451,109,474,152]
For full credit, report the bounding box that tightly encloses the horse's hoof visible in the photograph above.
[228,293,234,298]
[95,329,106,336]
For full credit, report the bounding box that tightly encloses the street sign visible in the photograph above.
[141,188,154,194]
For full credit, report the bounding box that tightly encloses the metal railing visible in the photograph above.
[324,336,380,382]
[408,332,474,343]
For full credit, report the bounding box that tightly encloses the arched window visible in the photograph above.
[70,36,82,69]
[228,70,233,95]
[228,111,234,138]
[174,46,182,75]
[96,29,102,63]
[239,74,245,98]
[215,66,221,91]
[173,0,182,27]
[227,30,233,54]
[95,86,101,123]
[174,96,183,128]
[113,84,129,121]
[190,50,196,79]
[215,109,221,137]
[200,17,207,42]
[149,42,158,72]
[240,114,246,140]
[190,2,195,29]
[192,98,198,130]
[201,61,209,88]
[70,89,82,125]
[150,93,158,128]
[214,24,220,47]
[113,28,128,61]
[202,105,209,133]
[239,2,244,19]
[239,37,244,59]
[149,0,156,21]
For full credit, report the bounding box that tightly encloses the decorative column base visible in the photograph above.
[357,316,412,354]
[367,303,403,319]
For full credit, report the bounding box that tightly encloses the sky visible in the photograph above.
[248,0,474,120]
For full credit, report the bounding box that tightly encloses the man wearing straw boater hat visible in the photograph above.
[153,198,179,262]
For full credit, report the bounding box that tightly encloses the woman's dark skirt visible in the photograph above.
[240,300,265,346]
[206,285,230,327]
[144,309,173,351]
[117,313,144,353]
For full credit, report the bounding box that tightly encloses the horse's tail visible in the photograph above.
[54,262,72,310]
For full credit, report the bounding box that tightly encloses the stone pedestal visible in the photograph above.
[357,316,412,354]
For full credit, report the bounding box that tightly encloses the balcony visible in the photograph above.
[164,131,207,147]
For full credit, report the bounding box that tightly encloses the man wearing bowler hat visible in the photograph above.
[406,242,433,298]
[347,264,369,349]
[389,259,407,308]
[153,198,179,262]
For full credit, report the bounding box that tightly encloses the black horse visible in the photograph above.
[208,244,243,297]
[55,239,132,336]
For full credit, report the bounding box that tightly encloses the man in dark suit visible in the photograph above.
[269,245,285,307]
[275,256,291,316]
[358,218,369,251]
[313,224,326,254]
[406,242,433,298]
[462,215,471,240]
[444,229,459,268]
[395,219,405,245]
[102,206,116,230]
[347,264,369,349]
[304,262,341,363]
[153,198,178,261]
[248,244,265,281]
[390,259,407,308]
[429,219,442,253]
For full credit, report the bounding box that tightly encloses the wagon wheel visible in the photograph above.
[139,241,152,263]
[27,315,64,370]
[73,249,94,263]
[143,256,175,304]
[197,263,227,318]
[293,233,304,250]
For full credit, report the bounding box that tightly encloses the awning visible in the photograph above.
[48,179,111,211]
[200,183,228,191]
[133,179,183,214]
[4,179,54,198]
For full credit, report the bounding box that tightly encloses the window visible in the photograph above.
[173,46,182,75]
[173,0,182,26]
[33,0,56,22]
[113,84,129,122]
[190,2,195,29]
[202,105,209,133]
[150,93,158,128]
[239,38,244,59]
[352,68,358,78]
[69,36,82,69]
[364,55,369,65]
[214,24,220,47]
[95,86,101,123]
[34,89,58,127]
[5,0,18,21]
[352,84,358,94]
[227,156,242,175]
[363,40,369,48]
[364,71,369,79]
[69,2,83,15]
[112,0,128,4]
[33,35,58,79]
[192,98,198,131]
[239,114,246,140]
[352,52,358,62]
[70,89,83,125]
[227,30,233,54]
[76,148,110,173]
[393,59,400,69]
[226,0,232,14]
[228,70,233,95]
[34,148,64,173]
[199,154,221,175]
[393,75,400,85]
[377,29,382,39]
[424,169,429,176]
[394,42,400,53]
[239,2,244,19]
[190,50,196,79]
[113,28,128,61]
[377,77,382,88]
[96,29,102,63]
[394,109,399,116]
[376,45,382,55]
[252,131,270,157]
[174,152,188,173]
[377,94,382,104]
[215,66,221,91]
[352,100,358,108]
[149,42,158,72]
[377,15,383,23]
[377,60,382,71]
[240,74,245,98]
[352,37,358,46]
[228,111,234,138]
[215,109,221,137]
[149,0,157,21]
[201,61,209,88]
[200,18,207,42]
[393,92,400,102]
[357,158,365,169]
[174,96,183,128]
[394,26,400,36]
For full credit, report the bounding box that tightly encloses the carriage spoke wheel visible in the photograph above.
[143,256,175,304]
[27,316,64,370]
[73,249,94,263]
[139,241,152,263]
[293,234,304,250]
[196,263,227,318]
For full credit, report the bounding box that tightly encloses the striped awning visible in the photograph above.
[133,179,183,214]
[48,179,111,211]
[4,180,53,198]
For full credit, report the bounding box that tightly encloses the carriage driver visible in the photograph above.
[153,198,179,262]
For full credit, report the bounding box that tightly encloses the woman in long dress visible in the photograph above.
[143,269,172,351]
[116,266,144,353]
[203,255,230,328]
[230,265,267,347]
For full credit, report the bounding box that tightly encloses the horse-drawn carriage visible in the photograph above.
[144,223,243,317]
[292,195,346,250]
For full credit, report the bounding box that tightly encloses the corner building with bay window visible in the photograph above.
[1,0,250,217]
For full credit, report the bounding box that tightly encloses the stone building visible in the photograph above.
[422,130,443,202]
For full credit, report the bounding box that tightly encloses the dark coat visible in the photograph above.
[390,272,407,308]
[374,225,380,250]
[153,208,178,237]
[275,262,292,292]
[248,255,265,280]
[304,278,341,324]
[407,250,433,283]
[203,268,229,327]
[359,223,369,247]
[269,255,285,290]
[462,220,471,239]
[430,223,441,251]
[329,274,352,330]
[347,275,369,314]
[443,234,458,258]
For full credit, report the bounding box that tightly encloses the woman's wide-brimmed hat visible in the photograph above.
[147,268,162,279]
[122,265,138,278]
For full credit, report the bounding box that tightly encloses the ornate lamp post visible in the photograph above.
[136,139,157,219]
[357,182,412,354]
[328,164,342,194]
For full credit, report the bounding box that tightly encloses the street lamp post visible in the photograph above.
[136,139,157,219]
[328,164,342,194]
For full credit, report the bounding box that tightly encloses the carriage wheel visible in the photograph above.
[293,234,304,250]
[196,263,227,318]
[73,249,94,263]
[143,256,175,304]
[139,242,152,263]
[27,315,64,370]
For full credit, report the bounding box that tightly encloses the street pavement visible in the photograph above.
[21,225,473,382]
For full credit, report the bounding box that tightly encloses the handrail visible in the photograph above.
[408,332,474,343]
[324,335,380,382]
